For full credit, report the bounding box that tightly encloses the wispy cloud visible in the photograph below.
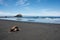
[16,0,30,7]
[0,0,8,6]
[0,0,3,4]
[37,0,41,2]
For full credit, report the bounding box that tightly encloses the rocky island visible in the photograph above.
[14,14,22,17]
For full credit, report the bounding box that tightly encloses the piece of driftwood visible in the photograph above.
[10,25,21,32]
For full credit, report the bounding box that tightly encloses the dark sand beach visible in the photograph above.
[0,20,60,40]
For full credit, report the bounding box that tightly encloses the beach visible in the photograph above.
[0,20,60,40]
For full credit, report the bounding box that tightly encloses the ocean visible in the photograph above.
[0,16,60,24]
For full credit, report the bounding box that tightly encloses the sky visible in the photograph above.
[0,0,60,16]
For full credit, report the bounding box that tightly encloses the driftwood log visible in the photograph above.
[10,25,21,32]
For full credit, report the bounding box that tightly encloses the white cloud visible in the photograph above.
[0,0,8,6]
[0,9,60,16]
[38,9,60,16]
[0,11,16,16]
[21,9,60,16]
[16,0,30,7]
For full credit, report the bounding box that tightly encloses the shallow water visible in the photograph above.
[0,17,60,24]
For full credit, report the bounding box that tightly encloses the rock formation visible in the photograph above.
[15,14,22,17]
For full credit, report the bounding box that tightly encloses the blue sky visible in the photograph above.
[0,0,60,16]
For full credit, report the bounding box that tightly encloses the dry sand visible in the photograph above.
[0,20,60,40]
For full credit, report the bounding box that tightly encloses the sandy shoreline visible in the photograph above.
[0,19,60,40]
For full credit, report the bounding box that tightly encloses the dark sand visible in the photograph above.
[0,20,60,40]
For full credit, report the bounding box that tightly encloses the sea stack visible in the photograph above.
[15,14,22,17]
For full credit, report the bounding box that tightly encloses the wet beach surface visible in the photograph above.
[0,20,60,40]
